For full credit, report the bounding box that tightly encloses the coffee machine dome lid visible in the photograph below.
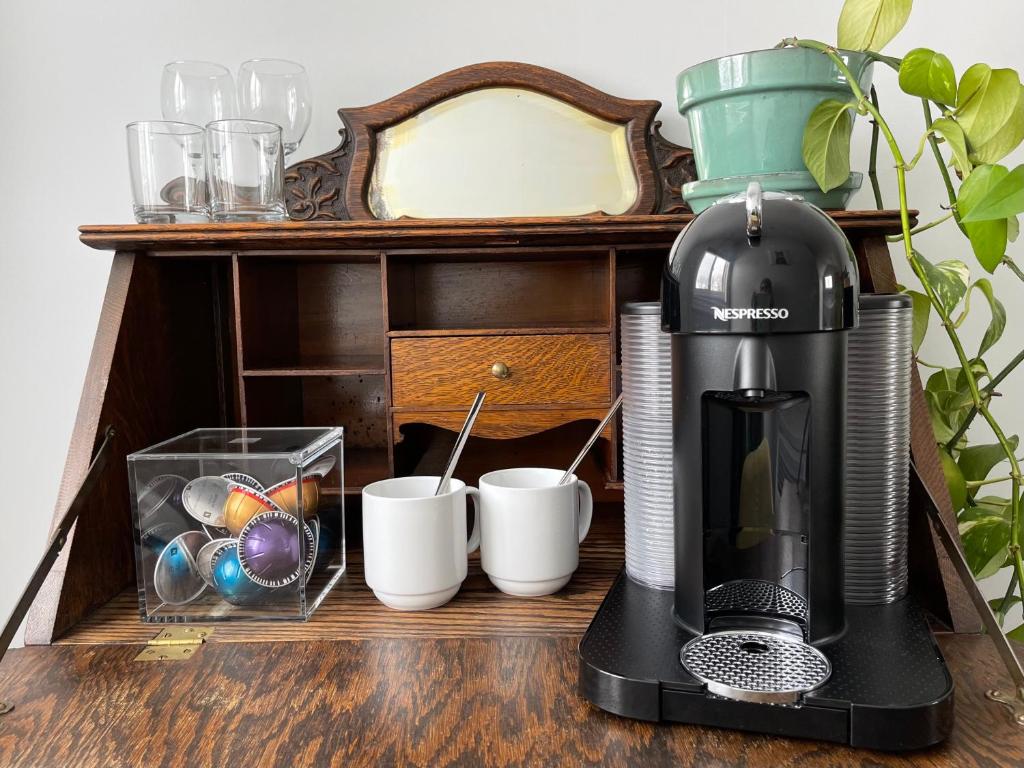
[662,182,859,334]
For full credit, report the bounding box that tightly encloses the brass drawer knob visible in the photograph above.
[491,362,511,380]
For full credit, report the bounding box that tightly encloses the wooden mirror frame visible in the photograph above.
[284,61,697,220]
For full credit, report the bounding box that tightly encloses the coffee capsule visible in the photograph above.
[196,538,237,586]
[237,510,316,588]
[153,530,210,605]
[141,521,185,555]
[311,516,339,574]
[265,475,321,519]
[223,484,277,536]
[307,455,336,479]
[138,474,188,523]
[305,517,321,582]
[182,476,232,527]
[211,544,267,606]
[222,472,264,492]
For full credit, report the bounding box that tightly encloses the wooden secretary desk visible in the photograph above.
[3,63,1018,767]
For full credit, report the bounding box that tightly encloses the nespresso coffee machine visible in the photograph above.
[579,184,954,750]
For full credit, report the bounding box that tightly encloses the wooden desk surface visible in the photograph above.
[2,514,1022,767]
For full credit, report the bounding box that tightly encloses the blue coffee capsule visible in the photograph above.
[212,544,267,606]
[314,518,340,572]
[153,530,209,605]
[141,521,183,555]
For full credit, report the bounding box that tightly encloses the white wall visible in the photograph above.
[1,0,1022,646]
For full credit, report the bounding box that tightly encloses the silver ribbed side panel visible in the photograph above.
[845,293,912,604]
[621,302,674,588]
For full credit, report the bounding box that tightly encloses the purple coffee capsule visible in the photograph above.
[237,510,314,588]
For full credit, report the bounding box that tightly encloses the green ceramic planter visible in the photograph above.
[677,47,874,182]
[683,171,863,213]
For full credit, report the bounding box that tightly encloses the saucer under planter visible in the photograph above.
[677,47,873,182]
[683,171,863,213]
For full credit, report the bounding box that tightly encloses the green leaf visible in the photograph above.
[926,366,959,394]
[1008,624,1024,642]
[837,0,913,52]
[906,289,930,354]
[968,278,1006,356]
[959,514,1010,578]
[941,449,968,512]
[960,165,1024,223]
[1009,216,1020,243]
[917,255,969,315]
[958,436,1018,483]
[899,48,957,104]
[930,117,972,178]
[989,596,1020,624]
[956,64,1021,148]
[957,165,1010,271]
[803,99,857,193]
[924,390,958,444]
[972,85,1024,165]
[961,497,1010,522]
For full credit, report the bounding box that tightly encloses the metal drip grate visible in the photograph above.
[680,630,831,704]
[711,391,795,404]
[705,579,807,623]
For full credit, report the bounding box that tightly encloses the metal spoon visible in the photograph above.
[435,391,486,495]
[558,394,624,486]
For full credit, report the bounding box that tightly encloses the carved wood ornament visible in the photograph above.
[284,62,695,220]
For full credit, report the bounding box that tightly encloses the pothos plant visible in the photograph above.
[781,0,1024,637]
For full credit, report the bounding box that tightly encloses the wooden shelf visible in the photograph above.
[56,507,626,645]
[388,324,610,338]
[242,357,387,377]
[78,211,913,252]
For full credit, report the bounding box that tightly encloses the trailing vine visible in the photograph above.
[781,0,1024,636]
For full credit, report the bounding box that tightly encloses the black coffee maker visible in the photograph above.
[579,184,954,750]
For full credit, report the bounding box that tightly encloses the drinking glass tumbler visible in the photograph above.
[237,59,312,156]
[126,121,209,223]
[205,119,287,221]
[161,61,237,129]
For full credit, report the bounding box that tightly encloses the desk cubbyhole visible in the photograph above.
[385,250,611,334]
[243,374,390,492]
[614,247,666,365]
[236,257,385,373]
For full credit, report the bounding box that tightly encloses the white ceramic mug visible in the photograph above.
[361,476,480,610]
[478,467,593,596]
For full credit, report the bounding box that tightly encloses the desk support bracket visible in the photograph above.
[0,426,116,716]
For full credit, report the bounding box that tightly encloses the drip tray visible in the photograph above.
[680,630,831,705]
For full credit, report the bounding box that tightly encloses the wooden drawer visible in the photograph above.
[391,334,610,408]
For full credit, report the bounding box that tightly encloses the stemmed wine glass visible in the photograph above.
[161,61,237,128]
[237,59,312,157]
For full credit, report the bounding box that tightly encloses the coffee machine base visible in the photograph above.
[579,572,954,751]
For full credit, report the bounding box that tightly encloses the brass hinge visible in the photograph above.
[134,626,213,661]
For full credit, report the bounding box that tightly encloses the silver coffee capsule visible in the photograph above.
[195,537,237,586]
[222,472,264,492]
[182,475,232,527]
[307,455,336,478]
[138,474,188,523]
[153,530,210,605]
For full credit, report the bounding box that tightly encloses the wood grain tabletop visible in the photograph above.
[0,634,1022,767]
[2,515,1021,766]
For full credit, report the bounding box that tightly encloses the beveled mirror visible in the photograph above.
[284,62,696,220]
[368,88,638,219]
